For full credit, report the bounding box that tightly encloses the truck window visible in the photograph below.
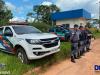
[4,27,13,34]
[56,28,61,32]
[0,28,3,35]
[49,28,54,32]
[13,26,41,34]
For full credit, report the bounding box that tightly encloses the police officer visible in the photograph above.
[79,26,86,56]
[70,24,80,63]
[84,26,92,51]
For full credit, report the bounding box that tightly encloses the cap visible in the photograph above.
[74,24,78,28]
[79,26,83,29]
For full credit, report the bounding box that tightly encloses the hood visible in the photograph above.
[16,33,57,39]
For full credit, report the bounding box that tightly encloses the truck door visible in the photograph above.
[3,27,14,53]
[0,27,5,50]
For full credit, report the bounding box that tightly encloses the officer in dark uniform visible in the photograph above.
[79,26,86,56]
[84,26,92,51]
[70,24,80,63]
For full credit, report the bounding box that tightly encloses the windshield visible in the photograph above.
[13,25,41,34]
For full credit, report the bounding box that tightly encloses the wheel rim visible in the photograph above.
[18,52,24,63]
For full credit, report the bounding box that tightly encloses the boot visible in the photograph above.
[77,52,81,59]
[71,56,75,63]
[86,48,91,52]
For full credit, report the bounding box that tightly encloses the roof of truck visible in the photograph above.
[1,25,28,27]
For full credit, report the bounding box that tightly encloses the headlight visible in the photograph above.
[26,39,41,44]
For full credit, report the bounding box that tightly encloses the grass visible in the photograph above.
[94,32,100,38]
[90,28,100,38]
[0,52,34,75]
[0,42,71,75]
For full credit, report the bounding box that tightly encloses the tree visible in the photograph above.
[86,22,91,28]
[50,4,60,13]
[0,0,13,25]
[32,4,60,24]
[0,0,5,10]
[26,12,33,22]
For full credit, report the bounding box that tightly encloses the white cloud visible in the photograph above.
[9,17,25,22]
[55,0,99,19]
[5,2,24,15]
[10,17,35,23]
[5,2,16,10]
[41,1,52,6]
[27,17,35,23]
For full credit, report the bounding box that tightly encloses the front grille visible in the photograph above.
[40,37,59,48]
[43,42,58,48]
[40,37,57,41]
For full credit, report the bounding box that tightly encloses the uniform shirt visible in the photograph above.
[84,29,92,39]
[79,30,86,41]
[70,30,80,43]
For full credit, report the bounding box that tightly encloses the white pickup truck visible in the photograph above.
[0,25,60,64]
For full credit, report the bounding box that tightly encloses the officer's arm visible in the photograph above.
[70,32,75,42]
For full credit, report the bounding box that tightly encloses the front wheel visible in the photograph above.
[16,47,30,64]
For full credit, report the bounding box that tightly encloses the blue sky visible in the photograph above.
[5,0,54,21]
[4,0,99,21]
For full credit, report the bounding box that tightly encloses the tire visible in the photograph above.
[16,47,30,64]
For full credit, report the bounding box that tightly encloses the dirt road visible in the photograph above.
[41,39,100,75]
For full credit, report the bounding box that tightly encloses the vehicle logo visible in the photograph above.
[51,40,55,43]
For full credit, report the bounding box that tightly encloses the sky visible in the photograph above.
[4,0,99,21]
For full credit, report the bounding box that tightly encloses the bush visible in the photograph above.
[89,28,100,38]
[30,22,51,32]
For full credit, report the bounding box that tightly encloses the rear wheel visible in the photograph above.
[16,47,30,64]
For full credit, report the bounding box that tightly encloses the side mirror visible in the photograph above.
[4,32,13,37]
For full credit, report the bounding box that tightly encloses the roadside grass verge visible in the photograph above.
[0,52,34,75]
[90,28,100,38]
[0,42,71,75]
[94,32,100,38]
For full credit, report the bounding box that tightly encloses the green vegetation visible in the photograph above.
[94,32,100,38]
[0,42,71,75]
[0,0,13,26]
[0,52,33,75]
[30,22,51,32]
[89,28,100,38]
[27,4,60,24]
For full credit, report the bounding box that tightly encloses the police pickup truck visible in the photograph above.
[0,25,60,64]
